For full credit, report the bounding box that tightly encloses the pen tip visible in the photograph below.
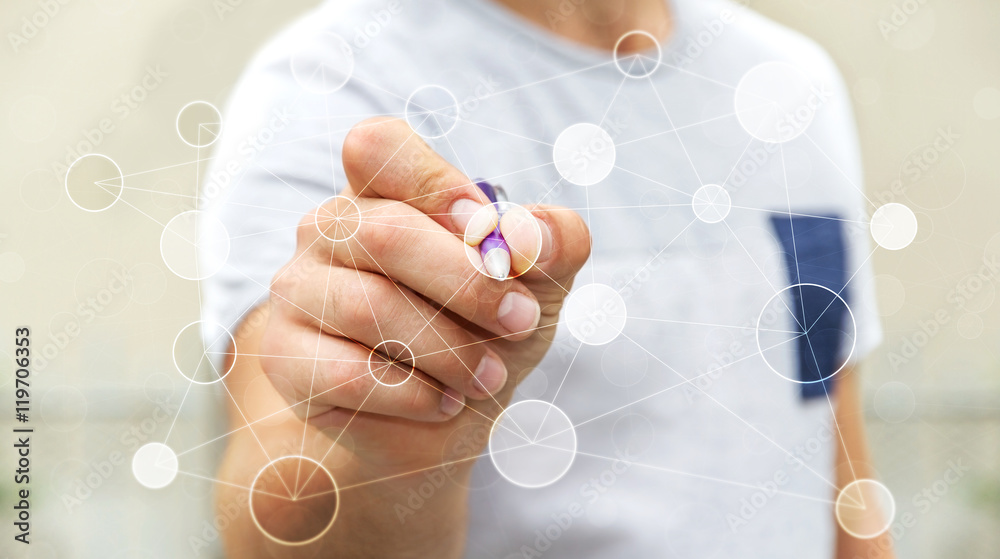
[483,248,511,280]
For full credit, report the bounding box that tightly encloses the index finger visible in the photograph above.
[342,116,499,246]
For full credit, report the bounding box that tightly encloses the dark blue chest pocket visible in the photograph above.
[769,214,852,400]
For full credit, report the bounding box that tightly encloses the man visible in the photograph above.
[201,0,895,557]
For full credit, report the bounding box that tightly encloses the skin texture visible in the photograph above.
[214,2,894,557]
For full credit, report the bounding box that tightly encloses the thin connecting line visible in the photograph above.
[615,111,743,147]
[778,143,811,337]
[318,451,489,494]
[530,341,582,442]
[159,378,194,449]
[219,369,297,498]
[629,315,801,335]
[172,373,372,460]
[645,70,703,186]
[620,331,844,494]
[173,469,292,500]
[719,219,802,329]
[617,216,697,293]
[582,60,636,286]
[611,164,693,198]
[805,244,877,336]
[728,206,871,225]
[92,180,166,227]
[256,162,330,210]
[312,434,583,498]
[296,364,384,498]
[353,126,421,198]
[92,155,220,183]
[478,60,618,101]
[802,131,878,210]
[457,118,556,147]
[529,332,806,445]
[653,58,739,91]
[534,447,842,506]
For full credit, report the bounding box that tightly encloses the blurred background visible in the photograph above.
[1,0,998,557]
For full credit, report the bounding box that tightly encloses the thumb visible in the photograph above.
[517,204,592,311]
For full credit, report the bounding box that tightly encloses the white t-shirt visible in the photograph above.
[201,0,882,557]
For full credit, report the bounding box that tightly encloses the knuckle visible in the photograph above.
[359,211,403,257]
[412,163,453,208]
[327,274,380,335]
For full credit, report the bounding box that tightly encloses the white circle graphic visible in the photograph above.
[613,30,662,79]
[756,283,856,384]
[290,32,354,94]
[132,443,178,489]
[405,84,460,138]
[565,283,627,345]
[173,320,236,384]
[314,196,362,242]
[692,184,732,223]
[176,100,222,148]
[248,455,340,546]
[836,479,895,539]
[490,400,577,488]
[553,123,616,186]
[870,203,918,250]
[65,154,123,212]
[735,62,819,143]
[368,340,415,387]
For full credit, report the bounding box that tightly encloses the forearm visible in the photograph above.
[215,428,472,558]
[833,369,895,559]
[214,304,474,558]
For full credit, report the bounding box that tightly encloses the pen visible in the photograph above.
[475,180,511,279]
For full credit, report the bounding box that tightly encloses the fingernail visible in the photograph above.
[451,198,495,244]
[440,388,465,417]
[497,291,540,335]
[535,217,553,263]
[473,352,508,396]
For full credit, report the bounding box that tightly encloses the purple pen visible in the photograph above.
[475,180,511,279]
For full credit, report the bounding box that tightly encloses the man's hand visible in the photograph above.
[217,117,590,558]
[262,116,589,465]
